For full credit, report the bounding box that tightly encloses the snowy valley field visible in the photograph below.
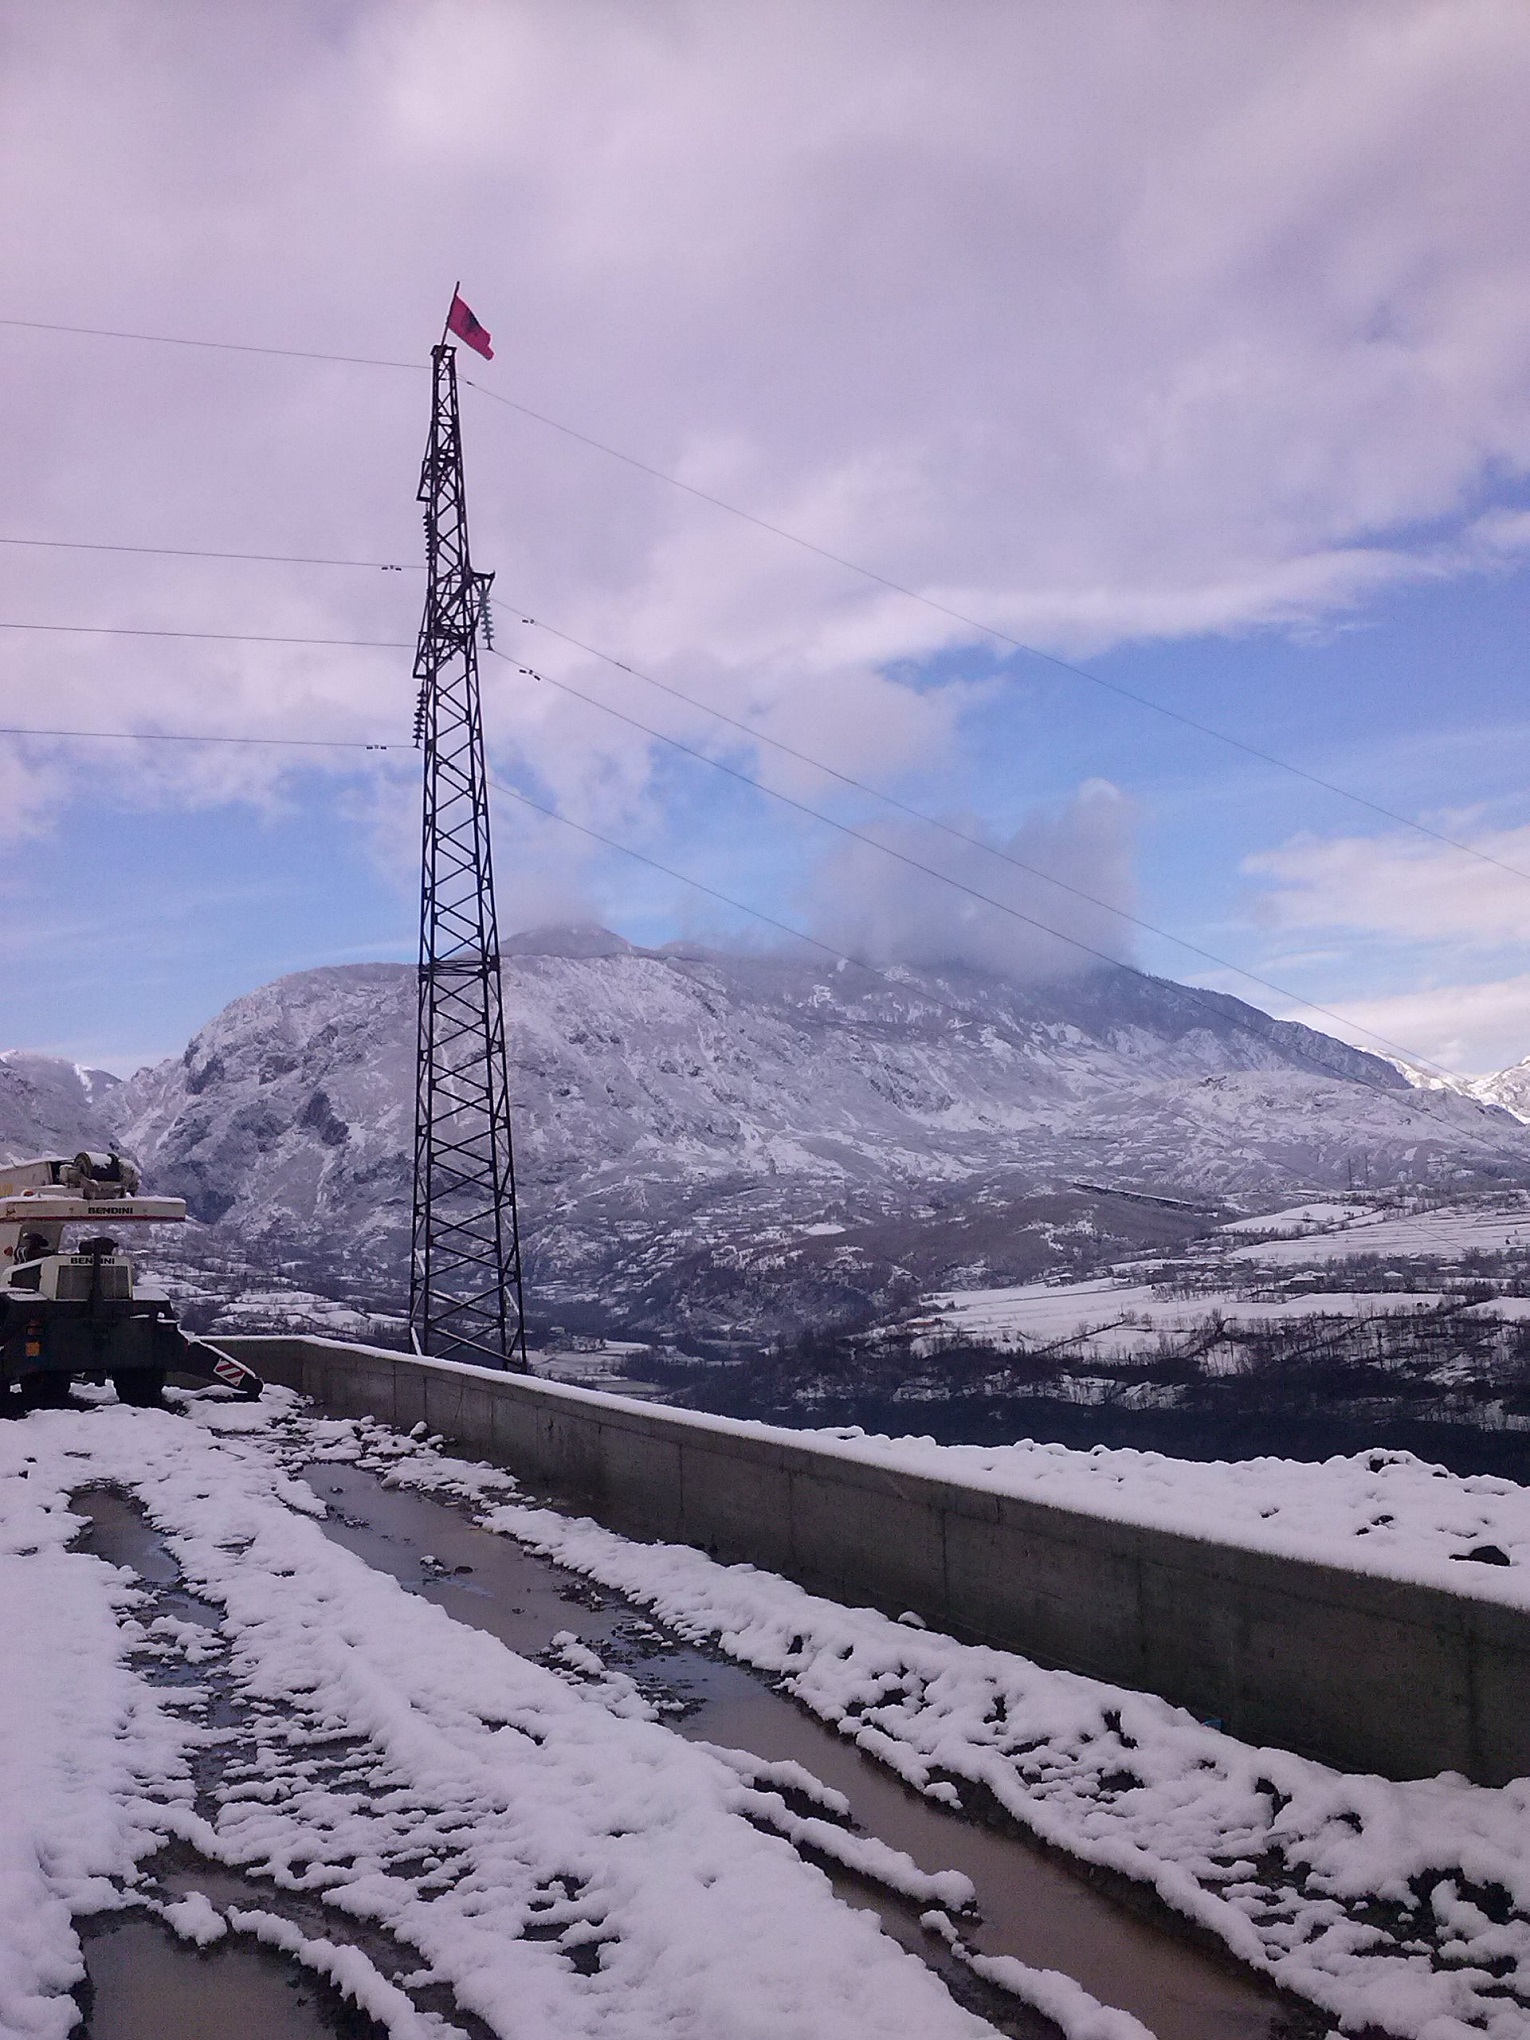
[0,1385,1527,2039]
[626,1194,1530,1466]
[916,1195,1530,1372]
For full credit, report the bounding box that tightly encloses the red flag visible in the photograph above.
[447,291,493,360]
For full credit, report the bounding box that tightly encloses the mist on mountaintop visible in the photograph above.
[806,779,1137,981]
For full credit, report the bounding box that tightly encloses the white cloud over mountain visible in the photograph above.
[811,780,1138,982]
[1284,974,1530,1080]
[1246,823,1530,947]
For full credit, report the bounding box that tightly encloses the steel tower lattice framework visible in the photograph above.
[408,340,528,1368]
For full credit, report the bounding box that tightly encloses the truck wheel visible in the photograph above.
[112,1370,166,1408]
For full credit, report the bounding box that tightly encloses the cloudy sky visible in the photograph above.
[3,0,1530,1075]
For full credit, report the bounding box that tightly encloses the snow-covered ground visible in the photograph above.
[919,1193,1530,1386]
[924,1277,1469,1350]
[923,1275,1530,1358]
[197,1285,405,1339]
[528,1339,671,1398]
[364,1416,1530,2040]
[4,1388,1528,2039]
[0,1393,995,2040]
[1216,1202,1375,1236]
[1216,1197,1530,1268]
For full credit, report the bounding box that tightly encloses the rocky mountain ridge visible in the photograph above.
[1392,1054,1530,1126]
[6,932,1530,1343]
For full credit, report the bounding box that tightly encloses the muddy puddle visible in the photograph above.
[311,1461,1312,2040]
[75,1487,205,1592]
[69,1491,422,2040]
[78,1917,372,2040]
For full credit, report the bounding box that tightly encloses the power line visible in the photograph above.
[458,375,1523,878]
[0,698,1500,1121]
[0,310,1503,874]
[1,319,1509,1150]
[0,534,419,572]
[0,314,418,373]
[501,599,1530,896]
[0,669,1477,1086]
[7,589,1529,955]
[487,772,907,970]
[0,597,1509,1086]
[0,599,1499,1088]
[506,649,1163,952]
[0,293,1521,891]
[1,512,1526,891]
[0,724,394,750]
[490,648,1486,1087]
[0,620,408,650]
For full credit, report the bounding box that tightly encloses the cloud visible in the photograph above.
[1278,973,1530,1078]
[3,0,1530,861]
[1242,815,1530,1072]
[1245,823,1530,945]
[809,779,1137,981]
[0,748,65,844]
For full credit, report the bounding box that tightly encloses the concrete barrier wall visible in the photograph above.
[216,1334,1530,1787]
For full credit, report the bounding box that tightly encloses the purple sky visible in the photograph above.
[4,2,1530,1074]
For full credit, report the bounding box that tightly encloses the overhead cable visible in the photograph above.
[0,534,418,572]
[0,603,1499,1087]
[491,649,1478,1086]
[2,513,1523,894]
[0,311,1504,873]
[498,599,1530,891]
[0,704,1496,1115]
[487,773,914,972]
[0,314,1507,1143]
[481,770,1498,1127]
[0,314,417,372]
[0,620,408,650]
[0,724,393,750]
[460,376,1511,875]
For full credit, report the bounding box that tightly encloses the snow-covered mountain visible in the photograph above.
[1390,1054,1530,1126]
[0,1052,123,1163]
[5,934,1528,1339]
[1475,1060,1530,1122]
[82,929,1530,1342]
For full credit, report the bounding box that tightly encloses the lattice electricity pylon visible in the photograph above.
[408,340,529,1369]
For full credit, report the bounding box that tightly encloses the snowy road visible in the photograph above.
[3,1396,1004,2040]
[2,1390,1527,2039]
[308,1459,1282,2040]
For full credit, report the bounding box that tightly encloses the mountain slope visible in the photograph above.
[1475,1059,1530,1122]
[104,931,1530,1341]
[0,1052,123,1163]
[1390,1053,1530,1126]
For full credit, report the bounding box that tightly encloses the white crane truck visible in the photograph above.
[0,1152,263,1411]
